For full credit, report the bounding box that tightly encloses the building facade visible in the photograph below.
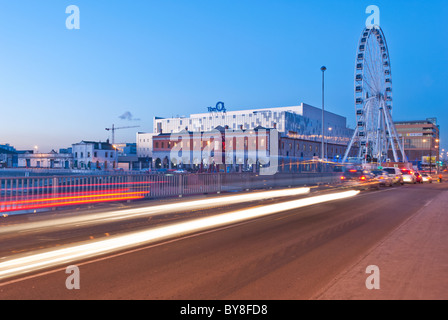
[17,150,73,169]
[392,118,440,169]
[72,141,118,170]
[150,126,357,173]
[0,144,16,168]
[138,103,356,172]
[152,103,353,147]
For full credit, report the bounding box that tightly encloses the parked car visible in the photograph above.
[414,171,423,184]
[173,169,187,173]
[421,173,433,183]
[371,170,393,187]
[401,169,416,184]
[382,167,404,185]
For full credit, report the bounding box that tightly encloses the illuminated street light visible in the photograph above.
[321,66,326,162]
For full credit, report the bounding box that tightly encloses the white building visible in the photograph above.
[152,103,353,146]
[17,150,73,169]
[72,141,118,170]
[134,103,356,173]
[136,132,157,158]
[138,103,354,165]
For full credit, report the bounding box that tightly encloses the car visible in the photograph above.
[340,169,380,190]
[414,171,423,184]
[371,170,393,187]
[401,169,416,184]
[421,173,433,183]
[382,167,404,185]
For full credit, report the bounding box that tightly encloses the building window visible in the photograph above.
[87,152,91,158]
[105,152,108,157]
[94,152,97,157]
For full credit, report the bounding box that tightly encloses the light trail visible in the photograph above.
[0,179,161,213]
[0,189,359,281]
[1,190,149,206]
[0,187,311,235]
[1,193,148,213]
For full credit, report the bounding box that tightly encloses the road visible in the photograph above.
[0,181,447,300]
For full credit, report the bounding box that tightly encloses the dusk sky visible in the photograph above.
[0,0,447,153]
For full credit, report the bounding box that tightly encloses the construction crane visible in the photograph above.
[105,124,140,145]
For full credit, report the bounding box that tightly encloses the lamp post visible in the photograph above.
[424,138,439,174]
[423,139,431,174]
[429,139,432,174]
[435,139,439,174]
[327,127,333,161]
[321,66,326,163]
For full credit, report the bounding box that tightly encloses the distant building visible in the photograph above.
[391,118,440,169]
[153,103,353,146]
[140,103,355,171]
[114,143,137,156]
[114,143,140,171]
[0,144,17,168]
[151,125,357,173]
[72,140,118,170]
[136,132,157,158]
[136,132,157,170]
[59,147,73,154]
[0,143,16,153]
[17,150,73,169]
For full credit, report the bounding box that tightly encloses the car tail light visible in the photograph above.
[360,176,366,181]
[341,176,346,180]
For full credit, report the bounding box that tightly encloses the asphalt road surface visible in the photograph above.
[0,181,447,300]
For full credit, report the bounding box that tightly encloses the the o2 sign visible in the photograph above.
[208,101,227,113]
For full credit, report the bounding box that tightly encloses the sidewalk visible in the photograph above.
[315,187,448,300]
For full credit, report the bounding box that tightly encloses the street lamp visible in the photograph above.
[327,127,333,161]
[321,66,327,162]
[423,138,439,174]
[435,139,439,173]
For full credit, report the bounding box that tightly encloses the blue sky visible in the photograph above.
[0,0,447,153]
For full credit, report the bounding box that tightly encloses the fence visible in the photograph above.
[0,172,339,214]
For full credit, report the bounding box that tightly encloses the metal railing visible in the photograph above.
[0,172,339,214]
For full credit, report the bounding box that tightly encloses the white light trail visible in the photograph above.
[0,187,311,235]
[0,190,359,281]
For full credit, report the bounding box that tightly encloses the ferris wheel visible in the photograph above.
[343,25,406,164]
